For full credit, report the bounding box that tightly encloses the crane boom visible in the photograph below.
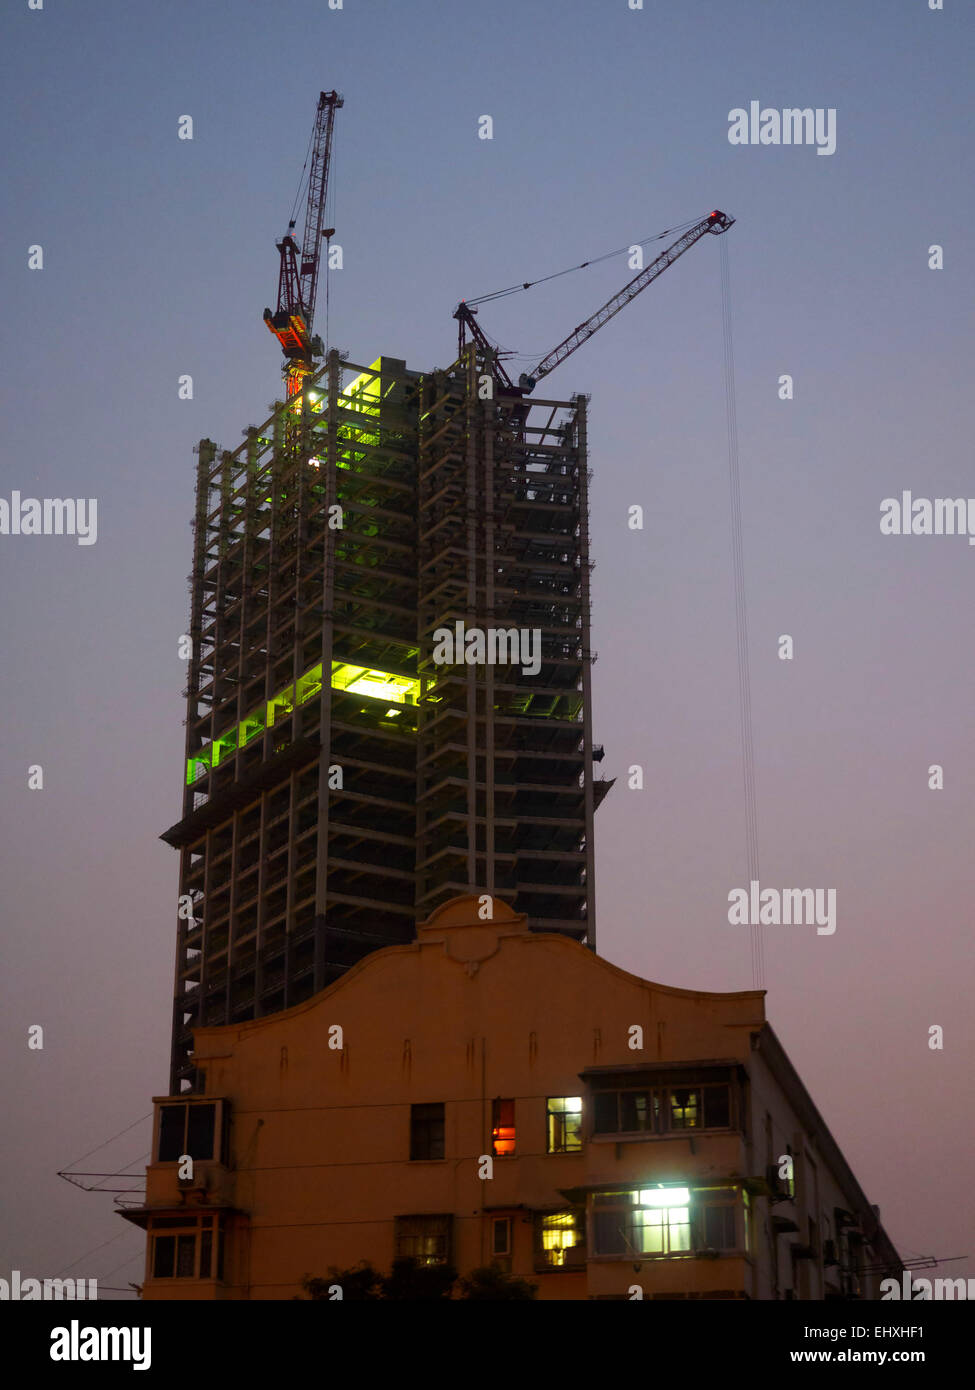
[297,90,342,335]
[263,90,343,396]
[518,209,734,391]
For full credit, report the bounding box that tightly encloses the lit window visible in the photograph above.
[635,1205,690,1255]
[593,1188,693,1257]
[492,1099,515,1157]
[536,1211,584,1268]
[546,1096,583,1153]
[669,1089,700,1129]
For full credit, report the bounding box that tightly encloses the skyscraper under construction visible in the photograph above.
[160,93,732,1091]
[162,348,609,1089]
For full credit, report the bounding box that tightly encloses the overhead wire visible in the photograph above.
[85,1151,150,1194]
[53,1227,136,1279]
[53,1113,154,1283]
[59,1112,152,1174]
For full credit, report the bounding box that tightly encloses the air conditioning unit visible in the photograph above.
[765,1165,794,1202]
[177,1169,207,1193]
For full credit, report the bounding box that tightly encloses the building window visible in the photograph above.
[157,1101,217,1162]
[626,1091,659,1131]
[593,1188,692,1257]
[492,1217,512,1257]
[669,1088,699,1129]
[702,1204,737,1250]
[535,1210,585,1269]
[593,1083,731,1137]
[394,1215,451,1266]
[546,1096,583,1153]
[409,1103,445,1160]
[492,1099,515,1157]
[703,1085,730,1128]
[149,1216,219,1280]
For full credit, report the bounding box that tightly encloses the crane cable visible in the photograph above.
[720,237,765,991]
[464,216,704,308]
[324,146,333,357]
[288,120,317,229]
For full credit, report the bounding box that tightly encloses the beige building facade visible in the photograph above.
[126,895,901,1299]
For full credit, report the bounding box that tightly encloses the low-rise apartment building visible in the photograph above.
[125,894,901,1299]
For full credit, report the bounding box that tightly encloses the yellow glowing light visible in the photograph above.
[330,662,420,706]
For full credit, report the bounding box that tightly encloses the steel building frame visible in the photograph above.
[164,346,609,1090]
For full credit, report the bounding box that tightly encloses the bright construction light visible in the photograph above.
[347,675,411,700]
[639,1187,691,1207]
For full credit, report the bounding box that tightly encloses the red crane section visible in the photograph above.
[264,90,343,397]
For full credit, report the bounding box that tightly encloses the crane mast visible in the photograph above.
[455,209,734,395]
[263,90,343,398]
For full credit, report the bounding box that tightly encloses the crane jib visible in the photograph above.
[520,210,734,390]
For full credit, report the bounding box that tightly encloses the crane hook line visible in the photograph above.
[720,236,765,991]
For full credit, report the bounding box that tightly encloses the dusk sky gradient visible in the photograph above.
[1,0,972,1296]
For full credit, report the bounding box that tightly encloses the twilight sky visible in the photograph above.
[1,0,972,1297]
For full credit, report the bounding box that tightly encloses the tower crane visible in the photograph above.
[264,90,343,398]
[454,209,734,394]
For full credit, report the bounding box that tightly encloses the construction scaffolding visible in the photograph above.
[163,345,610,1091]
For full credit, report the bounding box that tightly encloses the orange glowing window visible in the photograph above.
[492,1098,516,1157]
